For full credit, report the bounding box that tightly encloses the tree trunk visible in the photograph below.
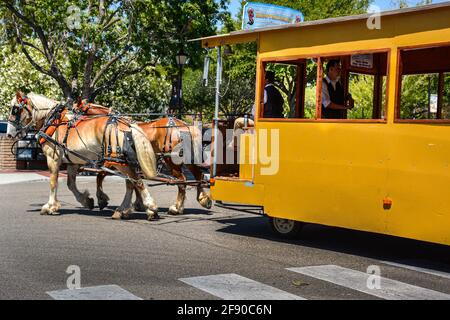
[81,87,94,102]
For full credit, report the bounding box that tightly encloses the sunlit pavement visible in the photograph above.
[0,176,450,300]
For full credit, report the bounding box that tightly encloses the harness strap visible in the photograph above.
[80,101,90,114]
[37,131,94,165]
[39,104,66,145]
[107,122,113,157]
[99,114,130,166]
[37,131,137,183]
[62,117,77,146]
[169,127,173,153]
[115,121,121,155]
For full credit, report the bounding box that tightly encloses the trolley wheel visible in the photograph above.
[269,217,304,239]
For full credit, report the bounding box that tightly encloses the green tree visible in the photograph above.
[0,44,61,118]
[399,74,450,120]
[183,68,214,119]
[347,73,375,119]
[0,0,229,104]
[183,43,257,119]
[97,65,172,117]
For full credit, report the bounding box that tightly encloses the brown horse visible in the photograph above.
[95,118,212,216]
[6,92,159,220]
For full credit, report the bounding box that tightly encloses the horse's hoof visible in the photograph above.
[40,210,61,216]
[199,197,213,210]
[86,197,95,210]
[41,203,61,216]
[198,191,213,210]
[112,208,134,220]
[112,211,122,220]
[133,202,147,213]
[97,193,110,210]
[147,213,160,221]
[121,208,134,220]
[168,205,183,216]
[147,211,160,221]
[98,200,109,211]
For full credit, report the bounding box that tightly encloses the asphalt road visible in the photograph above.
[1,176,450,300]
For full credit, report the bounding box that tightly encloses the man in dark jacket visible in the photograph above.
[263,71,284,118]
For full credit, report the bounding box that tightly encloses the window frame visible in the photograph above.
[395,42,450,124]
[257,48,391,123]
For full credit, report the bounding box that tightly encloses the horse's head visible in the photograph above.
[6,91,35,139]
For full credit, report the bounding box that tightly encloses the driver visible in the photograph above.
[321,59,355,119]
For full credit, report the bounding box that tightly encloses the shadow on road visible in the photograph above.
[214,215,450,269]
[26,205,212,220]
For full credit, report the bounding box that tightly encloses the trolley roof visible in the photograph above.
[190,2,450,48]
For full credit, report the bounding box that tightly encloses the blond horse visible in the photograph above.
[7,92,159,220]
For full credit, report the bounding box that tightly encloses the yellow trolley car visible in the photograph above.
[195,3,450,245]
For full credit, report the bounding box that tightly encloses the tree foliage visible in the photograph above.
[400,74,450,119]
[183,42,258,120]
[0,0,229,104]
[0,44,61,118]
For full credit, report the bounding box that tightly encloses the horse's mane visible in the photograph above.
[27,92,59,110]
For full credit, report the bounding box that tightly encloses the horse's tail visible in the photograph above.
[130,124,157,179]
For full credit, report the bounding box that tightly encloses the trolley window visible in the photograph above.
[397,45,450,121]
[259,51,388,121]
[259,59,316,120]
[317,52,388,121]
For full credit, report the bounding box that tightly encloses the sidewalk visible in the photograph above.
[0,170,67,185]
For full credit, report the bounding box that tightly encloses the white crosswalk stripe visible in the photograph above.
[381,261,450,280]
[46,265,450,300]
[47,285,142,300]
[287,265,450,300]
[179,273,306,300]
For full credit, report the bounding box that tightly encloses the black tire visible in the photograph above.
[269,217,304,239]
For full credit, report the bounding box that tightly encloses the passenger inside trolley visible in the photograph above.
[263,71,285,118]
[232,69,285,133]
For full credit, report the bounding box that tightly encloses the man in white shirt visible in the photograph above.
[321,59,354,119]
